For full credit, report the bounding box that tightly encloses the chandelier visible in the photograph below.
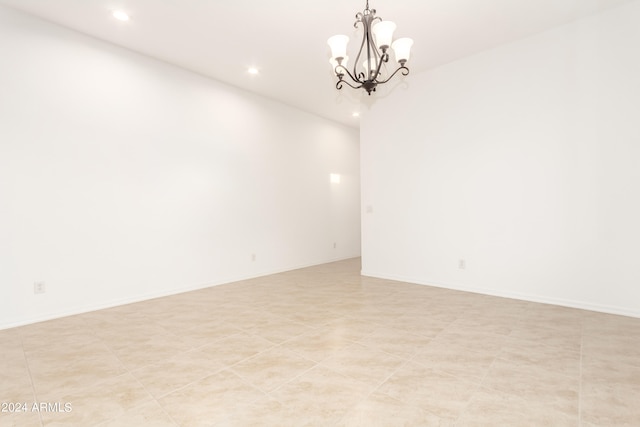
[327,0,413,95]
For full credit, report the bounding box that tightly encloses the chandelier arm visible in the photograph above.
[364,17,377,80]
[354,12,363,26]
[364,16,383,81]
[375,65,410,85]
[335,65,364,86]
[352,21,367,81]
[365,22,372,79]
[372,51,389,82]
[336,79,363,91]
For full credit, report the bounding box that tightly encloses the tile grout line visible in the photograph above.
[20,333,45,427]
[332,313,472,424]
[259,360,321,405]
[452,344,504,426]
[86,320,179,426]
[129,375,182,427]
[144,335,283,402]
[578,321,584,427]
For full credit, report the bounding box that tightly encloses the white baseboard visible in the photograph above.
[361,270,640,319]
[0,255,361,331]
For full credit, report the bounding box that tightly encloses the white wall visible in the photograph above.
[0,6,360,329]
[361,1,640,317]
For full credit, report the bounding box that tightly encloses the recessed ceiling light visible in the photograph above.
[352,112,360,117]
[248,67,259,75]
[112,10,130,21]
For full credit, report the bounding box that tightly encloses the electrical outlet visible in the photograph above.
[458,259,466,270]
[251,253,256,262]
[333,242,337,249]
[34,282,46,294]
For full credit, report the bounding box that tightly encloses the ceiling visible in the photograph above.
[0,0,633,128]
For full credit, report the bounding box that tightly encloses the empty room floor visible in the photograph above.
[1,258,639,426]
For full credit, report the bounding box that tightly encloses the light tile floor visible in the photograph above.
[1,258,639,426]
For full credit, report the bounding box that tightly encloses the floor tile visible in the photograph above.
[269,365,370,425]
[581,382,640,426]
[457,387,579,426]
[427,329,506,359]
[243,317,313,345]
[481,358,579,414]
[0,350,34,403]
[0,410,42,427]
[411,342,496,383]
[130,349,226,398]
[356,326,432,359]
[508,323,582,353]
[280,327,356,363]
[230,346,316,393]
[337,391,454,427]
[27,343,127,402]
[2,258,640,426]
[174,320,241,349]
[40,373,152,426]
[214,396,294,427]
[377,361,479,419]
[197,332,275,368]
[580,358,640,426]
[159,369,264,427]
[320,342,405,388]
[97,400,177,427]
[498,340,581,378]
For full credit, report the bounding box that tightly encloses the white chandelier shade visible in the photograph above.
[371,21,396,50]
[327,35,349,60]
[392,37,413,63]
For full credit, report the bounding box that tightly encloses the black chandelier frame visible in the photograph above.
[332,0,410,95]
